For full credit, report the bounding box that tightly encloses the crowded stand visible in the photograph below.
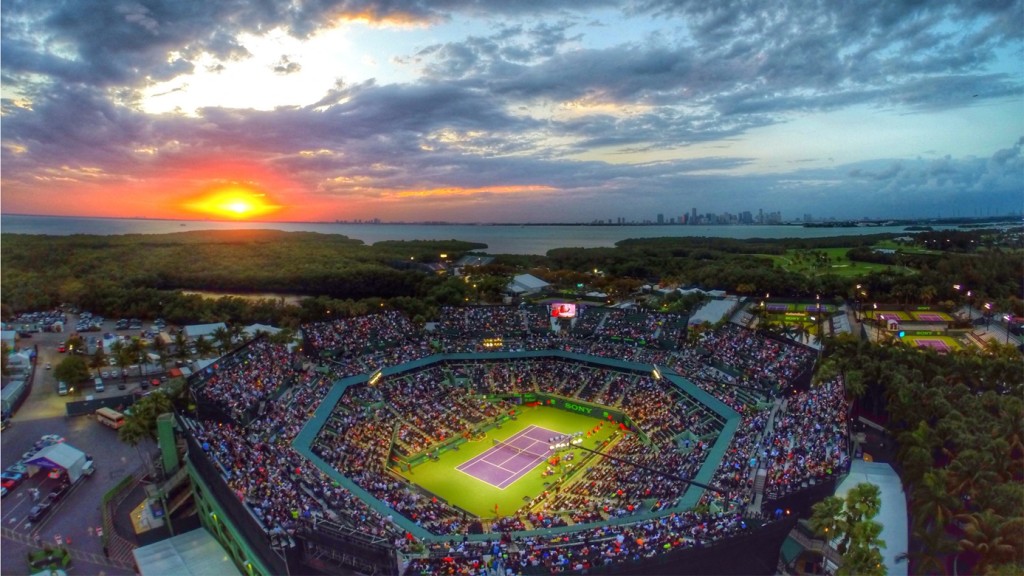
[523,304,553,333]
[304,311,425,358]
[185,369,406,542]
[763,378,849,501]
[434,306,532,337]
[179,307,846,575]
[193,339,302,422]
[693,323,815,392]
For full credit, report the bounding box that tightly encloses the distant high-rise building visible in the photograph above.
[804,213,812,223]
[691,208,698,224]
[657,213,664,224]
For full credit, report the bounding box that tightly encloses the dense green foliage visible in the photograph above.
[3,228,1020,324]
[820,337,1024,574]
[1,230,486,325]
[53,355,90,385]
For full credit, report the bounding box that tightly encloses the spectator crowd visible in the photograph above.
[181,305,844,576]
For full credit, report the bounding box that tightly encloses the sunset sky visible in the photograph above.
[2,1,1021,223]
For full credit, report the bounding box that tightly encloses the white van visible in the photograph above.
[57,381,68,396]
[94,377,105,393]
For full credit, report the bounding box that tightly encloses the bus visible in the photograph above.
[95,407,125,430]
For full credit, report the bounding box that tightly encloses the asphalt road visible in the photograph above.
[2,322,157,576]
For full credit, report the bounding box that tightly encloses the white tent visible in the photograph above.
[25,443,88,483]
[507,273,550,295]
[133,528,243,576]
[834,461,908,576]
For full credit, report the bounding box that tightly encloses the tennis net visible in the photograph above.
[492,438,550,460]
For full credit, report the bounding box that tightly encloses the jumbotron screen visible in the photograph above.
[550,303,576,318]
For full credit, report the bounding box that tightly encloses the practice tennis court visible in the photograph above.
[910,311,952,322]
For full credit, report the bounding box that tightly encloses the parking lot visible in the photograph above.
[2,317,162,575]
[24,314,191,407]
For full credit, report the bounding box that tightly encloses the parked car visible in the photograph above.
[49,483,70,501]
[44,363,51,370]
[28,496,55,522]
[5,464,28,475]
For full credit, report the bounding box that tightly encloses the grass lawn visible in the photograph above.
[871,239,942,255]
[761,247,909,278]
[404,406,620,518]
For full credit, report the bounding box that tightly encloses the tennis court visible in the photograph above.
[406,407,619,518]
[876,311,911,322]
[457,425,559,489]
[911,311,952,322]
[904,335,959,352]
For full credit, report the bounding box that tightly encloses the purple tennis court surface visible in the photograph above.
[915,313,945,322]
[766,304,788,312]
[914,339,951,352]
[457,425,559,489]
[877,313,904,321]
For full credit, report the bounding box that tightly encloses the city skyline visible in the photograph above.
[1,1,1022,224]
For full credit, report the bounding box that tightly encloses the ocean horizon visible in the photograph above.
[0,213,961,255]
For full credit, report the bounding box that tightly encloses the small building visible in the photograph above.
[183,323,228,341]
[242,323,282,340]
[688,296,740,326]
[133,527,243,576]
[506,273,550,296]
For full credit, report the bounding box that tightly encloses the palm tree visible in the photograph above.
[109,340,132,383]
[810,483,886,576]
[229,323,245,346]
[120,392,176,474]
[127,337,147,377]
[211,326,232,355]
[151,335,169,372]
[956,509,1019,574]
[194,335,214,357]
[172,330,188,360]
[118,416,153,477]
[896,525,955,576]
[268,327,296,346]
[912,469,959,533]
[947,449,1002,502]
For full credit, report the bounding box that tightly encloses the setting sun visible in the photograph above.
[184,185,281,220]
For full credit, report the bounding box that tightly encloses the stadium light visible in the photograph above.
[651,366,662,380]
[368,368,384,386]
